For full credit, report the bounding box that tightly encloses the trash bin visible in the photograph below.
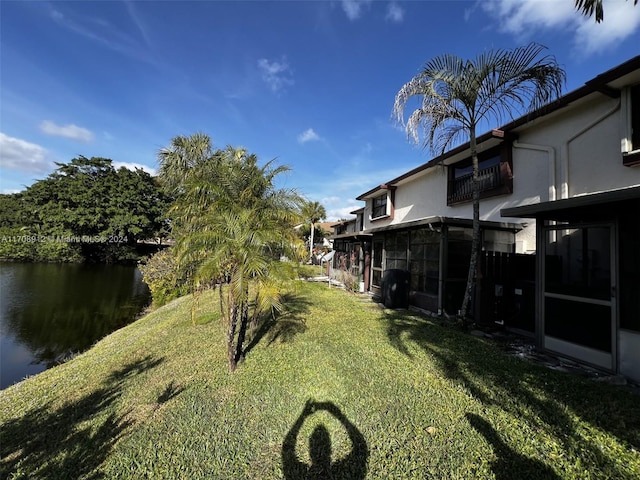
[381,269,410,309]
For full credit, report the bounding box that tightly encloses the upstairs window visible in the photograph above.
[371,194,388,219]
[623,83,640,166]
[631,83,640,150]
[447,144,513,205]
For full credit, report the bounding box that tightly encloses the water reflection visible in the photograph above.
[0,263,150,389]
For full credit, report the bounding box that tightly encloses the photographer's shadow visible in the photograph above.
[282,400,369,480]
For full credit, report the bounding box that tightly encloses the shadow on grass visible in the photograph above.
[466,413,560,480]
[157,380,183,404]
[244,293,311,356]
[381,311,640,478]
[282,399,368,480]
[0,355,164,479]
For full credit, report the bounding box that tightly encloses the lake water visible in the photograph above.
[0,262,151,389]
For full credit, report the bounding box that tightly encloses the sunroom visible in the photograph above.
[368,216,522,315]
[501,186,640,382]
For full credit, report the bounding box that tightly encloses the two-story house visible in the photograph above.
[338,56,640,382]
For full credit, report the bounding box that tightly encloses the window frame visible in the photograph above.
[371,193,388,220]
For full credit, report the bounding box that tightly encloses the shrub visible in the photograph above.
[138,248,192,306]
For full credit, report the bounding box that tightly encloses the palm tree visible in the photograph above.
[301,200,327,260]
[159,136,304,371]
[575,0,637,23]
[393,43,565,323]
[157,132,214,195]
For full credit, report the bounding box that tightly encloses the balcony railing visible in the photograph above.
[448,164,502,204]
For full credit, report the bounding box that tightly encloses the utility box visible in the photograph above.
[381,269,410,309]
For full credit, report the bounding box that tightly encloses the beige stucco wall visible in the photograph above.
[362,91,640,254]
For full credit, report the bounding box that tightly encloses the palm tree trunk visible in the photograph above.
[459,126,481,326]
[227,291,239,372]
[309,222,315,260]
[234,300,249,365]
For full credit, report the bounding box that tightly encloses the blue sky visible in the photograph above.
[1,0,639,220]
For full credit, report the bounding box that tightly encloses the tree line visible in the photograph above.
[0,156,169,263]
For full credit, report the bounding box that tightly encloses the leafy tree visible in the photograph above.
[575,0,637,23]
[301,200,327,260]
[393,43,565,323]
[0,193,26,228]
[1,156,168,262]
[158,134,305,371]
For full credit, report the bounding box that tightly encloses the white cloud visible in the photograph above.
[50,9,64,22]
[112,161,157,176]
[298,128,321,144]
[321,196,364,221]
[40,120,95,143]
[0,133,53,174]
[574,1,640,54]
[322,196,359,220]
[341,0,373,21]
[480,0,640,54]
[49,5,161,67]
[385,2,404,23]
[257,57,294,93]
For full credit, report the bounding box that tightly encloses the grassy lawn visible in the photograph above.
[1,279,639,479]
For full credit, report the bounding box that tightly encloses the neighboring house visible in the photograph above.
[296,222,338,252]
[333,56,640,382]
[317,222,338,248]
[331,209,372,288]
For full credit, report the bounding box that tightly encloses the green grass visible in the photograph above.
[1,281,639,479]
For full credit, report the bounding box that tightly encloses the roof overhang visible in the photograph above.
[331,232,373,241]
[501,186,640,220]
[367,215,523,234]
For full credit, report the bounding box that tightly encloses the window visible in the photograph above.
[410,229,440,295]
[372,194,387,219]
[632,84,640,150]
[623,83,640,166]
[447,144,513,205]
[371,239,384,287]
[620,206,640,331]
[385,232,408,270]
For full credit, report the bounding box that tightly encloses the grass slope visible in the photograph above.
[1,281,639,479]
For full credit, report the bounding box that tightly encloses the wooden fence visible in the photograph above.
[476,251,536,332]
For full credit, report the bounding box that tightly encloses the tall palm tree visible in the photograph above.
[159,136,304,371]
[393,43,565,323]
[301,200,327,260]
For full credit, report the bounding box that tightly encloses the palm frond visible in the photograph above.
[575,0,605,22]
[392,42,565,156]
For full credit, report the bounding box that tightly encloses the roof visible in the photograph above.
[357,55,640,201]
[366,215,523,234]
[317,222,339,234]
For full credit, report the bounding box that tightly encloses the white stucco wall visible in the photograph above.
[361,91,640,253]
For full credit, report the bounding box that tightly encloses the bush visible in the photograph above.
[138,248,192,306]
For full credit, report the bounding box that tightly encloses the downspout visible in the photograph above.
[513,141,556,202]
[512,141,556,252]
[561,98,621,199]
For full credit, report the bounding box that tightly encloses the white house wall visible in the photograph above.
[363,91,640,254]
[393,169,448,223]
[516,94,640,199]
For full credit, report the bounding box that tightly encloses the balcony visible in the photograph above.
[447,163,503,205]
